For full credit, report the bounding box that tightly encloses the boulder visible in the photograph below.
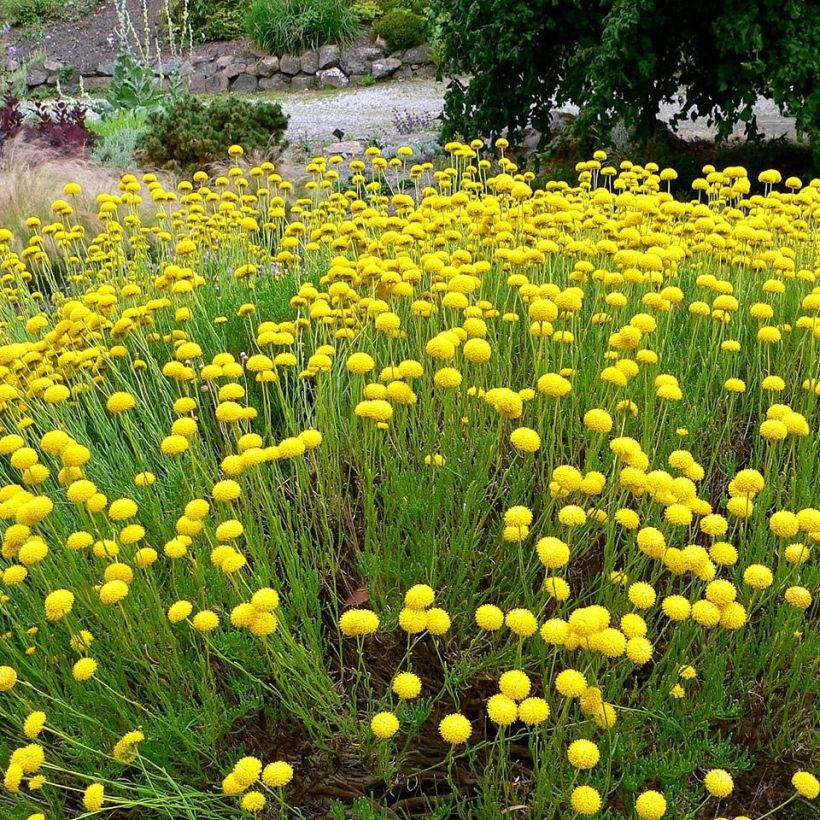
[157,59,181,76]
[291,75,314,90]
[403,44,433,64]
[222,62,245,79]
[279,54,301,75]
[300,49,318,74]
[231,73,259,92]
[318,67,349,88]
[318,44,340,69]
[371,58,402,79]
[198,61,218,77]
[81,76,111,90]
[43,58,64,72]
[259,75,289,91]
[215,55,234,69]
[96,60,116,76]
[178,60,195,77]
[256,56,279,76]
[412,64,436,79]
[340,48,368,75]
[204,73,230,92]
[26,69,48,86]
[324,140,364,155]
[188,73,209,93]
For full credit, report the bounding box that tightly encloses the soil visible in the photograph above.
[7,0,257,75]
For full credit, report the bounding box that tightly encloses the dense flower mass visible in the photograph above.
[0,144,816,818]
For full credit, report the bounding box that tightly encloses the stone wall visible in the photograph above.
[24,38,435,94]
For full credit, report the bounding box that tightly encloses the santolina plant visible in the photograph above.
[0,142,817,817]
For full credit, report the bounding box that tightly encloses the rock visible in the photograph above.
[239,41,267,60]
[549,110,576,133]
[397,65,413,80]
[256,56,279,76]
[371,58,402,79]
[81,76,111,90]
[43,58,64,72]
[259,75,289,91]
[198,61,218,78]
[361,45,384,60]
[230,73,259,92]
[25,69,48,86]
[192,54,213,65]
[403,44,432,64]
[157,59,181,76]
[324,140,364,156]
[348,73,368,86]
[318,44,340,69]
[216,55,234,69]
[300,49,318,74]
[222,62,246,79]
[374,35,389,51]
[187,73,209,93]
[291,75,314,90]
[178,60,195,77]
[279,54,301,75]
[340,48,368,75]
[96,60,116,76]
[521,127,542,155]
[318,67,349,88]
[412,64,436,79]
[204,73,230,92]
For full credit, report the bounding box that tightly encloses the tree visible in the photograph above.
[433,0,820,165]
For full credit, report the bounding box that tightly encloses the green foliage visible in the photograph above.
[351,0,381,22]
[373,7,426,51]
[1,0,99,26]
[137,94,288,171]
[432,0,820,166]
[1,0,64,26]
[105,49,172,114]
[171,0,249,42]
[87,108,150,168]
[247,0,360,54]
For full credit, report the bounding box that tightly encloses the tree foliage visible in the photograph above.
[433,0,820,163]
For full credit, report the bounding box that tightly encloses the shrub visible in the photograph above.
[0,94,94,153]
[171,0,249,41]
[88,108,150,169]
[374,8,427,51]
[247,0,360,54]
[2,0,99,25]
[1,0,64,26]
[432,0,820,166]
[137,94,288,171]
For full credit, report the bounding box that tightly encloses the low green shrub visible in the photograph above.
[247,0,360,54]
[2,0,65,26]
[88,109,150,169]
[373,8,426,51]
[2,0,99,26]
[171,0,249,42]
[137,94,288,172]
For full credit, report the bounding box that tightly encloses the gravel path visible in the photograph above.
[275,77,797,146]
[277,79,447,145]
